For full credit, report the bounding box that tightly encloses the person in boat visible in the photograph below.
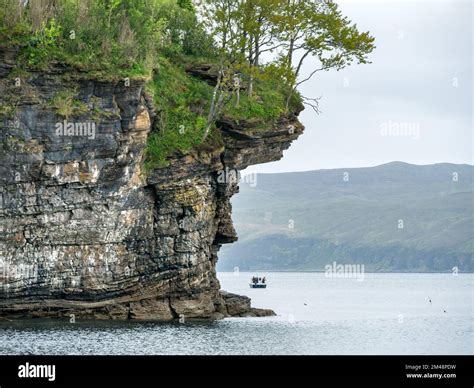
[262,277,266,284]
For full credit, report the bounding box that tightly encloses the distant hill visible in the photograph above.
[217,162,474,272]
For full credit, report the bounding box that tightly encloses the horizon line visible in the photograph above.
[242,161,474,176]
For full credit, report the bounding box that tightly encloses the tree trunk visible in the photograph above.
[248,74,254,98]
[202,69,223,142]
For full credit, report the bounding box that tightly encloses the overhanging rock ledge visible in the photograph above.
[0,54,304,320]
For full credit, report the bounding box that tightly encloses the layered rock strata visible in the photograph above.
[0,51,304,320]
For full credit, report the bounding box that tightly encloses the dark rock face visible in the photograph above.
[220,291,275,317]
[0,52,303,320]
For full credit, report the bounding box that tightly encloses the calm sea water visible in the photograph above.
[0,273,472,355]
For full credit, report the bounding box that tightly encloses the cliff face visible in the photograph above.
[0,49,304,320]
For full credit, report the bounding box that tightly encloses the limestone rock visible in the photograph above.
[0,50,303,320]
[220,291,275,317]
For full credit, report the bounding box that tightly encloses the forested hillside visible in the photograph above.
[218,162,473,272]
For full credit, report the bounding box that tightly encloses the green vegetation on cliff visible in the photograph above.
[0,0,374,168]
[145,57,215,168]
[0,0,206,76]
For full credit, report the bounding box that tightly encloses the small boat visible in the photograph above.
[249,276,267,288]
[249,283,267,289]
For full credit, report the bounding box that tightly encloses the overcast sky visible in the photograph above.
[247,0,472,174]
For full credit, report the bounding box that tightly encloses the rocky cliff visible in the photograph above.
[0,48,304,320]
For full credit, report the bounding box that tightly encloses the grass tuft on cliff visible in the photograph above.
[145,56,217,169]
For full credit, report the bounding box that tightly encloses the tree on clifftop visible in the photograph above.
[276,0,375,111]
[197,0,375,118]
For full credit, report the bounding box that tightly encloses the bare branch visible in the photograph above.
[296,65,328,87]
[302,95,322,115]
